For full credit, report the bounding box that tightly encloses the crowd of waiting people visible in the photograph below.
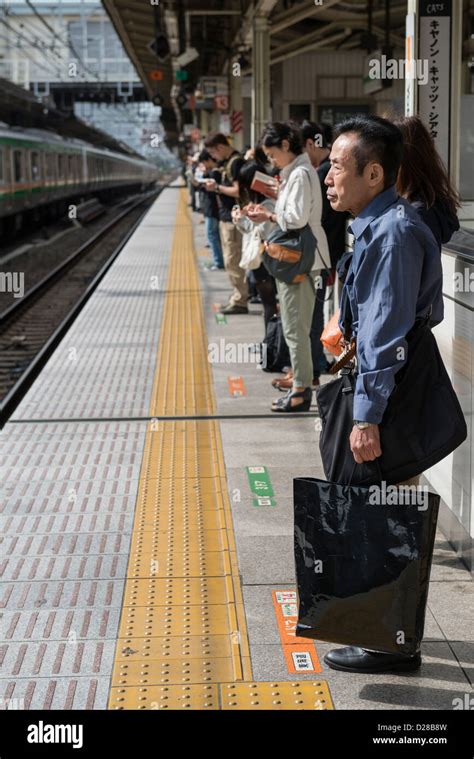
[184,115,460,413]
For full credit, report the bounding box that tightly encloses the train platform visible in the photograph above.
[1,180,473,712]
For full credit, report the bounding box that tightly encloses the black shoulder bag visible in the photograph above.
[316,302,467,485]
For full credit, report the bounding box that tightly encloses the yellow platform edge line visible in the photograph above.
[106,187,333,709]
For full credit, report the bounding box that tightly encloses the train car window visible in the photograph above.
[68,155,75,181]
[0,149,3,184]
[30,151,41,181]
[58,154,65,181]
[13,150,23,182]
[45,153,56,181]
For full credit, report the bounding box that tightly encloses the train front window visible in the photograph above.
[13,150,23,182]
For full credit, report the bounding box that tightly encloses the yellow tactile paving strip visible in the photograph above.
[108,189,334,710]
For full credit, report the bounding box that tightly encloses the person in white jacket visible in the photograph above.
[248,122,326,412]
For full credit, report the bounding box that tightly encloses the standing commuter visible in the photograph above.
[231,160,278,332]
[203,133,248,314]
[394,116,460,251]
[323,115,444,673]
[198,149,225,270]
[301,120,349,385]
[247,122,328,412]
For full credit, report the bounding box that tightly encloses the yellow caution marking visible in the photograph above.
[108,190,334,709]
[220,681,333,710]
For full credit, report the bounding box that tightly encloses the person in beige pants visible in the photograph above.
[219,220,249,309]
[203,131,249,314]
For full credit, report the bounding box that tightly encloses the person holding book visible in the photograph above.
[247,121,328,412]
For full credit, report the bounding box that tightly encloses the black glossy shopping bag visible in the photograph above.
[294,476,440,655]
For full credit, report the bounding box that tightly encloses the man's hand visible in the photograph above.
[205,179,217,191]
[350,424,382,463]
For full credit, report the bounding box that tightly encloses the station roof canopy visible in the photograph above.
[102,0,408,142]
[0,77,142,158]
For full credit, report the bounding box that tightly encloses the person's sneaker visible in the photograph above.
[219,304,249,315]
[323,646,422,673]
[249,295,262,304]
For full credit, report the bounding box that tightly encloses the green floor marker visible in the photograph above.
[252,496,276,507]
[246,466,276,506]
[215,312,227,325]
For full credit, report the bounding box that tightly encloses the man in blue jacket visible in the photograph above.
[323,115,443,674]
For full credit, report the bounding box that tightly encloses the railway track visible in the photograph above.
[0,188,161,425]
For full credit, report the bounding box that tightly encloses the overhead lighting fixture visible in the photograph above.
[164,10,180,57]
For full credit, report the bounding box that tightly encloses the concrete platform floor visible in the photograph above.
[192,208,474,711]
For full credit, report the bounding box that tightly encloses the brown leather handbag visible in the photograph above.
[262,223,316,284]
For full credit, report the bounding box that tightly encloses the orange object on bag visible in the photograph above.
[320,309,345,356]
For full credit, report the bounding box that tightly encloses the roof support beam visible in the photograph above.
[270,0,341,35]
[270,29,352,65]
[231,0,279,49]
[270,21,340,58]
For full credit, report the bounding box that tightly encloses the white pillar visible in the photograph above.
[405,0,418,117]
[229,65,244,152]
[251,15,270,145]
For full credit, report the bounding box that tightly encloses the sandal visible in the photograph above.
[271,370,293,389]
[271,387,312,413]
[275,376,320,392]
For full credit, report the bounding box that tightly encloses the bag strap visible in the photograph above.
[349,456,383,485]
[328,338,356,375]
[222,152,241,183]
[297,165,333,283]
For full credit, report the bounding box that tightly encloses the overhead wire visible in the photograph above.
[0,1,102,81]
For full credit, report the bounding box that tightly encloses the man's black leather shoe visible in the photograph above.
[323,646,422,673]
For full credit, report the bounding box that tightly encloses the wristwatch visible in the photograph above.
[353,420,371,429]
